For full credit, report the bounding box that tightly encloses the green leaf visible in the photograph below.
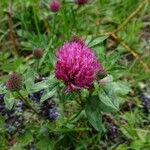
[107,81,131,96]
[88,35,108,47]
[24,67,35,92]
[30,75,57,93]
[1,59,23,72]
[4,92,14,110]
[10,143,23,150]
[120,125,138,140]
[116,144,127,150]
[39,40,52,68]
[98,87,119,111]
[17,29,30,39]
[85,35,92,45]
[30,80,48,92]
[40,88,57,103]
[18,130,33,146]
[37,136,55,150]
[85,96,103,131]
[98,100,117,113]
[98,81,130,110]
[0,84,7,94]
[0,135,7,150]
[85,106,103,131]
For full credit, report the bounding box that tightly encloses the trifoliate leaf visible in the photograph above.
[4,92,14,110]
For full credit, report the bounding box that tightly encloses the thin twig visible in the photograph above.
[98,31,150,74]
[24,54,33,61]
[97,0,150,74]
[5,0,18,56]
[113,0,149,33]
[111,33,150,74]
[44,19,51,37]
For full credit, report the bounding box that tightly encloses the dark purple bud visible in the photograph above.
[75,0,88,5]
[6,73,22,91]
[33,48,43,59]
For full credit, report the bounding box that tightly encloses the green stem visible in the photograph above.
[66,92,84,123]
[33,7,40,37]
[62,2,69,39]
[75,97,81,105]
[53,14,56,34]
[71,6,77,30]
[75,91,83,105]
[17,91,39,114]
[36,59,39,73]
[69,109,83,122]
[53,127,90,133]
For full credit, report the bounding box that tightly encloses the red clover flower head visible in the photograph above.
[55,37,101,92]
[6,73,22,91]
[49,0,61,12]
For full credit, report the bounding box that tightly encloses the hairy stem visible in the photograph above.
[17,91,39,114]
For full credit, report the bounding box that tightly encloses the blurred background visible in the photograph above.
[0,0,150,149]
